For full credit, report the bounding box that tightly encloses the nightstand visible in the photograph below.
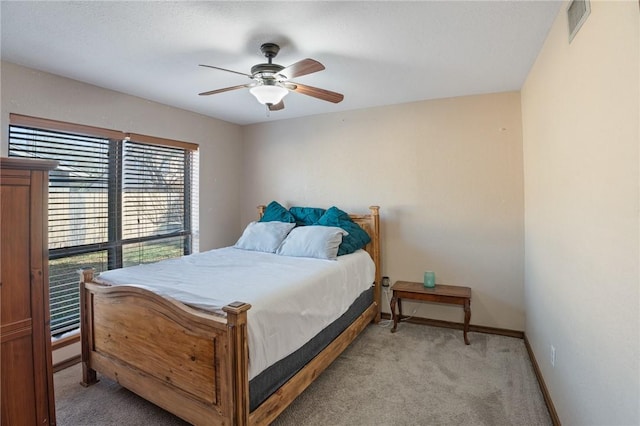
[390,280,472,345]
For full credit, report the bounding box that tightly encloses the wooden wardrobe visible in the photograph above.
[1,157,58,425]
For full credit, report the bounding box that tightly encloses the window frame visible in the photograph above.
[8,113,199,338]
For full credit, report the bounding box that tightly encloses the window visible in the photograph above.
[8,114,199,337]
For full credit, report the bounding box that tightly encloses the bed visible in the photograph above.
[79,205,381,425]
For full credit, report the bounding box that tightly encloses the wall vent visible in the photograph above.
[567,0,591,43]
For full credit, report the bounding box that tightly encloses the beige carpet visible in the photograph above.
[55,322,552,425]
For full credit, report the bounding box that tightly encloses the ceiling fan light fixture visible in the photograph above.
[249,83,288,105]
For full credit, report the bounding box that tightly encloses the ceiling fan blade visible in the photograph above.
[268,101,285,111]
[199,64,252,78]
[280,58,325,79]
[198,84,250,96]
[290,83,344,103]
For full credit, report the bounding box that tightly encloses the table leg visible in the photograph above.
[390,294,398,333]
[463,298,471,345]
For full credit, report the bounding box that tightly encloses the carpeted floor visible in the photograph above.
[55,322,552,425]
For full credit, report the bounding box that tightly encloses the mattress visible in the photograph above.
[249,286,372,410]
[96,246,375,380]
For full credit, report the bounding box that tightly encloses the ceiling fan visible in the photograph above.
[198,43,344,111]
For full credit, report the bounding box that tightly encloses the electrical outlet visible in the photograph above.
[550,345,556,367]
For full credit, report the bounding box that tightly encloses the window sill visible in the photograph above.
[52,333,80,350]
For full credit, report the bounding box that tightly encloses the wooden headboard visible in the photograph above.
[256,205,381,322]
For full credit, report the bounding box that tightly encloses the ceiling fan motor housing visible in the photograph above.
[251,63,284,78]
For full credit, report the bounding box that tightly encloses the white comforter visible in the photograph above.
[96,247,375,379]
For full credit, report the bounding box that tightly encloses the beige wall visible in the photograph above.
[242,92,525,330]
[521,1,639,424]
[1,61,244,251]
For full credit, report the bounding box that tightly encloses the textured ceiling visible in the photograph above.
[1,1,562,125]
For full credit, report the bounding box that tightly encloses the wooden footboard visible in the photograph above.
[80,268,251,425]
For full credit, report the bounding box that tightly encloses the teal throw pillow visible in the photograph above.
[316,206,371,256]
[289,206,326,226]
[260,201,296,223]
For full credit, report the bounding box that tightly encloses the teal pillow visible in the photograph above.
[260,201,296,223]
[316,206,371,256]
[289,206,326,226]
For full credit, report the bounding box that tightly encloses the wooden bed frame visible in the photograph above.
[79,205,381,425]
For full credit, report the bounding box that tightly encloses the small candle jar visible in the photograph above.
[424,271,436,288]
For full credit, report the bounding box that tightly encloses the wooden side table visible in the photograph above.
[390,280,472,345]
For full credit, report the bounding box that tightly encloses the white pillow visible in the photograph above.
[276,226,348,260]
[234,221,296,253]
